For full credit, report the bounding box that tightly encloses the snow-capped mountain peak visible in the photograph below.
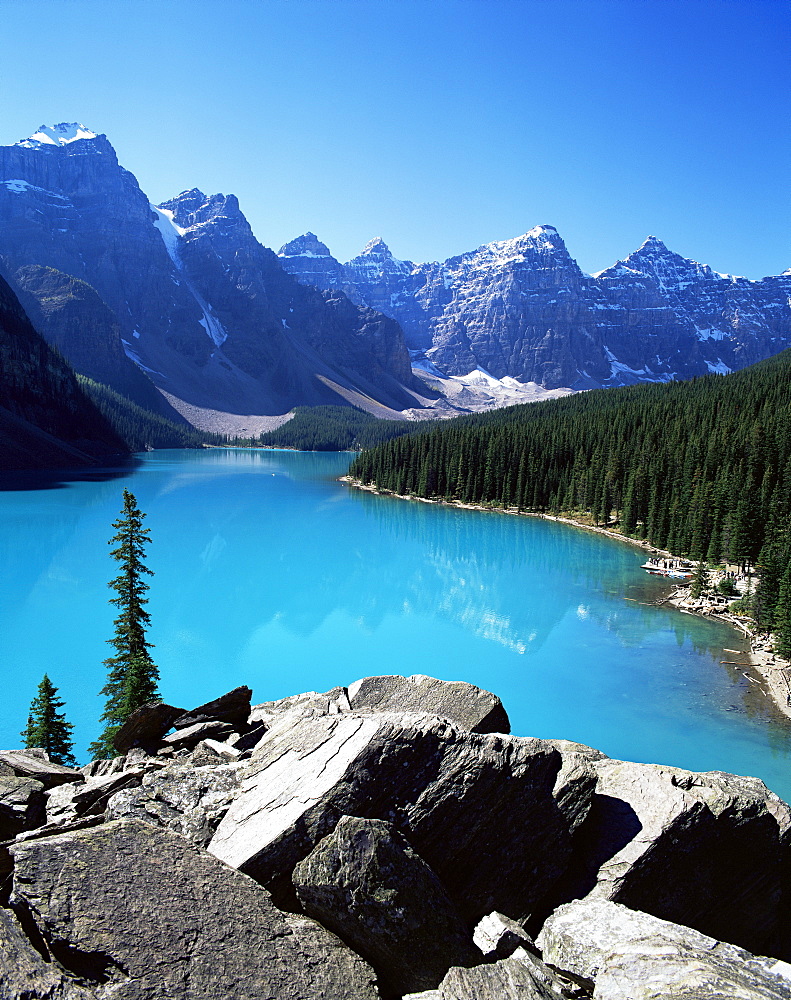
[278,232,334,259]
[359,237,394,258]
[16,123,98,148]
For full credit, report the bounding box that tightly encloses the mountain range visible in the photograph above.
[0,124,430,433]
[0,123,789,435]
[278,229,791,391]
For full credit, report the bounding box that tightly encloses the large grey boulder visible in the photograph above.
[537,899,791,1000]
[293,815,478,994]
[171,685,252,729]
[0,750,83,790]
[403,950,569,1000]
[111,700,184,753]
[105,761,242,846]
[0,776,45,839]
[0,906,96,1000]
[560,760,791,959]
[347,675,510,734]
[209,711,595,922]
[10,819,378,1000]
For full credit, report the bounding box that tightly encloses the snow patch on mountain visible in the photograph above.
[17,123,98,148]
[151,205,186,267]
[150,203,228,347]
[2,179,70,201]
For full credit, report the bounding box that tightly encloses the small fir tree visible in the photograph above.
[21,674,76,766]
[690,560,711,599]
[89,490,159,759]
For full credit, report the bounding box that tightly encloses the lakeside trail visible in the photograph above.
[343,477,791,724]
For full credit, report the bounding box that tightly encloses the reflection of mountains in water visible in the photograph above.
[349,489,745,657]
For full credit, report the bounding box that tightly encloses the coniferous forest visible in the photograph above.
[246,405,434,452]
[350,349,791,654]
[78,377,223,452]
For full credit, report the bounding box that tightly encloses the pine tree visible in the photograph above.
[21,674,76,766]
[690,560,711,599]
[89,490,159,759]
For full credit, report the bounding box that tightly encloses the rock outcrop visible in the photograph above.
[347,674,510,734]
[550,759,791,959]
[207,711,593,921]
[3,675,791,1000]
[537,899,791,1000]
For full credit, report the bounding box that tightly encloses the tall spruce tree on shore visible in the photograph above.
[89,490,159,759]
[21,674,76,766]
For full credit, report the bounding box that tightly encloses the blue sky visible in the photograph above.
[0,0,787,277]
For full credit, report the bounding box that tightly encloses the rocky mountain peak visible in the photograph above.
[159,190,246,232]
[359,237,394,259]
[278,233,335,259]
[15,123,99,148]
[621,236,715,288]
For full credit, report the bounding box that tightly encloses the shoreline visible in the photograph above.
[343,476,791,724]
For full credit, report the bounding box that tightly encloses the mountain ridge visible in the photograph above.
[279,225,791,390]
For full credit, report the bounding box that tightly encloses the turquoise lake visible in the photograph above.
[2,447,790,802]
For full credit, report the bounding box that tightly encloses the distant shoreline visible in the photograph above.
[343,476,791,725]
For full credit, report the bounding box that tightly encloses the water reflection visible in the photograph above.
[1,449,790,802]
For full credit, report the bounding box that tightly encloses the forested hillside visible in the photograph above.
[250,405,434,451]
[350,350,791,652]
[0,273,128,470]
[78,377,222,451]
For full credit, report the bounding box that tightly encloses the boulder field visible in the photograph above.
[1,673,790,999]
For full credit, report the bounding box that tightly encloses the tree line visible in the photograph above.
[230,405,434,452]
[78,376,225,451]
[349,349,791,656]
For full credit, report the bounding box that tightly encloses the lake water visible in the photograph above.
[2,448,790,802]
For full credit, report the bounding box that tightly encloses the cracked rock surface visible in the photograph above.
[10,819,378,1000]
[209,711,595,921]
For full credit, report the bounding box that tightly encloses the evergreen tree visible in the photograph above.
[21,674,76,766]
[89,490,159,759]
[773,562,791,659]
[690,560,711,599]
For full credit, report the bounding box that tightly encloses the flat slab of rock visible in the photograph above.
[562,759,791,959]
[209,711,594,922]
[162,719,237,748]
[45,767,152,826]
[112,700,184,753]
[172,685,252,729]
[10,819,378,1000]
[348,674,510,734]
[294,815,478,994]
[0,776,45,839]
[537,899,791,1000]
[404,950,565,1000]
[0,750,83,790]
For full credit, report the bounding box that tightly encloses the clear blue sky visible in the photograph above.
[0,0,787,277]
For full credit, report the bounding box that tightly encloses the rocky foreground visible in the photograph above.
[2,674,791,999]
